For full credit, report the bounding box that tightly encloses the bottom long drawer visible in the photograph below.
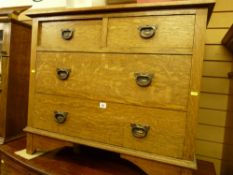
[30,94,187,159]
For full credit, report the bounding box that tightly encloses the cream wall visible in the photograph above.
[197,0,233,175]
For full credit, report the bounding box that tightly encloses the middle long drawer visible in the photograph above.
[35,52,191,110]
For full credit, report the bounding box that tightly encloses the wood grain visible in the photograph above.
[107,15,195,53]
[197,124,225,143]
[206,29,228,44]
[200,93,229,110]
[24,0,215,18]
[196,140,223,159]
[121,154,186,175]
[35,52,191,111]
[31,93,187,159]
[0,17,31,143]
[0,137,216,175]
[213,0,233,12]
[183,8,207,160]
[1,137,146,175]
[198,109,233,127]
[201,77,230,94]
[202,61,232,78]
[208,12,233,28]
[222,24,233,53]
[5,20,31,140]
[204,45,233,61]
[39,19,102,51]
[25,2,211,174]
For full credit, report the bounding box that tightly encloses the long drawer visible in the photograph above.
[35,52,191,111]
[31,94,186,158]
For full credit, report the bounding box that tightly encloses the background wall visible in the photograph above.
[196,0,233,175]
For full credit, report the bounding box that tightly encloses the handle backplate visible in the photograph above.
[56,68,71,80]
[61,29,74,40]
[134,73,153,87]
[54,111,68,124]
[131,123,150,138]
[138,25,157,39]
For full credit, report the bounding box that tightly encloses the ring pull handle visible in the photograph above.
[138,25,157,39]
[54,111,68,124]
[61,29,74,40]
[131,123,150,138]
[56,68,71,80]
[134,73,153,87]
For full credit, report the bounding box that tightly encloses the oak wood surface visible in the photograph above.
[1,137,146,175]
[36,9,196,54]
[30,93,186,159]
[39,19,102,51]
[222,24,233,53]
[183,8,207,160]
[208,12,233,28]
[106,14,195,52]
[5,20,31,141]
[35,52,191,111]
[0,12,31,143]
[201,77,230,94]
[26,1,212,174]
[24,128,196,169]
[24,0,215,18]
[0,137,216,175]
[204,45,233,61]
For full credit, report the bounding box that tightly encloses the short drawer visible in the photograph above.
[38,19,102,51]
[35,52,191,111]
[107,15,195,53]
[31,94,186,158]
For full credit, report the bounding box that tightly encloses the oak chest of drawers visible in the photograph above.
[25,1,215,174]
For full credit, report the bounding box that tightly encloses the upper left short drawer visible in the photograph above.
[38,19,102,51]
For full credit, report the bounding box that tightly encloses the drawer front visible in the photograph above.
[38,20,102,51]
[35,52,191,110]
[107,15,195,53]
[32,94,186,158]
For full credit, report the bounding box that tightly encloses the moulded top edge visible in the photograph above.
[25,0,215,18]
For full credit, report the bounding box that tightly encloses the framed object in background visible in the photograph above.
[106,0,136,4]
[137,0,179,3]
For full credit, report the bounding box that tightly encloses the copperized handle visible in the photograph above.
[56,68,71,80]
[138,25,157,39]
[131,123,150,138]
[134,73,153,87]
[61,29,74,40]
[54,111,68,124]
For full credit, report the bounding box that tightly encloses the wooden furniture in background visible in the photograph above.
[0,6,31,144]
[0,137,216,175]
[222,24,233,80]
[222,24,233,54]
[24,1,215,174]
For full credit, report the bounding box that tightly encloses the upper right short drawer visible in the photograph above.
[107,14,195,54]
